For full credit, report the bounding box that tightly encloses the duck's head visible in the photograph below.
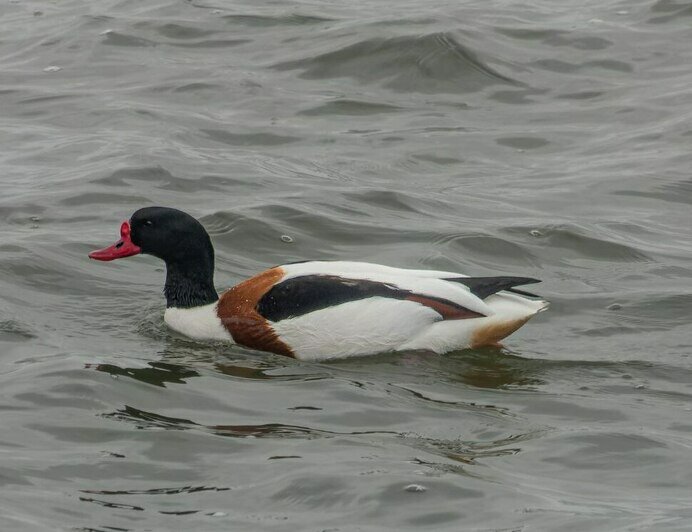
[90,207,217,307]
[89,206,212,263]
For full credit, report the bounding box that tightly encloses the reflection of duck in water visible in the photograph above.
[90,207,548,361]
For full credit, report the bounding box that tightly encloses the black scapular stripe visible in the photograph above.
[444,276,541,300]
[256,275,482,322]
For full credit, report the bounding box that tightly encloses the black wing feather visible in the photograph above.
[256,275,484,322]
[257,275,405,322]
[444,276,541,300]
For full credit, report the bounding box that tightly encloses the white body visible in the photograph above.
[164,261,548,360]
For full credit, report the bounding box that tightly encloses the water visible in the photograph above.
[1,0,691,530]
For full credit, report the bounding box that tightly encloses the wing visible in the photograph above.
[279,261,539,317]
[256,274,486,323]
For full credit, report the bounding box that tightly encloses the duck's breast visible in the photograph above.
[164,303,230,341]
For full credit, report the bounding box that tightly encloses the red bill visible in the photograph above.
[89,221,141,261]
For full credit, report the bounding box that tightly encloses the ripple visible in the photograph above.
[496,136,549,149]
[298,99,402,116]
[495,27,613,50]
[79,496,144,511]
[648,0,692,23]
[170,82,222,93]
[17,94,79,106]
[201,129,300,146]
[541,432,666,470]
[93,166,252,193]
[410,431,542,465]
[0,320,36,341]
[101,31,155,47]
[556,90,604,100]
[222,13,333,27]
[594,293,692,331]
[149,23,217,40]
[273,32,519,94]
[437,233,539,267]
[615,177,692,205]
[104,405,397,440]
[167,38,250,49]
[341,189,434,215]
[102,22,250,49]
[532,58,633,74]
[82,485,229,495]
[60,192,150,206]
[505,224,651,263]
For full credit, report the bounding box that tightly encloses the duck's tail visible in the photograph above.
[440,276,548,347]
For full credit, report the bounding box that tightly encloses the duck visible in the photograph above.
[89,206,548,361]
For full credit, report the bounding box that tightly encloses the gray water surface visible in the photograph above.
[1,1,692,530]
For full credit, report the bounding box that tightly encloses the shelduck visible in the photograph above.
[89,207,548,360]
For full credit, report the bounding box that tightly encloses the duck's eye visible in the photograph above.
[144,220,153,227]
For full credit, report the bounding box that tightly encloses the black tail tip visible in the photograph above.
[445,276,542,300]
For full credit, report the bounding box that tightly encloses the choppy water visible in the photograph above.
[1,0,691,530]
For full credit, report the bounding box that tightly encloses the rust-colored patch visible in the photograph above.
[470,317,531,348]
[405,295,484,320]
[217,267,295,357]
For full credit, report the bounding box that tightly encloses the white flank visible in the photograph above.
[164,303,231,342]
[272,297,441,361]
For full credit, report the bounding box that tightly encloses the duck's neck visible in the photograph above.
[164,260,218,309]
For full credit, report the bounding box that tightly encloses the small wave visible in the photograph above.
[410,430,544,465]
[495,27,612,51]
[531,58,632,74]
[60,192,149,207]
[615,177,692,206]
[101,31,156,48]
[222,13,333,27]
[299,99,402,116]
[648,0,692,24]
[273,32,519,94]
[150,23,217,39]
[437,233,538,267]
[505,224,651,263]
[592,293,692,332]
[496,136,549,149]
[201,129,300,146]
[166,38,250,49]
[341,189,435,215]
[82,485,229,495]
[0,320,36,341]
[170,82,221,93]
[93,166,249,193]
[102,25,249,49]
[104,405,396,440]
[79,496,143,511]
